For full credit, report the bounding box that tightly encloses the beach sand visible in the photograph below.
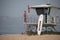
[0,34,60,40]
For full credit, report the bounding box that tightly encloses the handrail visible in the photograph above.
[24,15,57,25]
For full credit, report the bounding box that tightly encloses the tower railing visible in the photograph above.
[24,15,57,26]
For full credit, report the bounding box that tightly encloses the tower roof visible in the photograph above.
[31,4,60,9]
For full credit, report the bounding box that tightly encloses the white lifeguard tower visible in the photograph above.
[24,4,60,35]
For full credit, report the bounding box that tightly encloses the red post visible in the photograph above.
[28,4,30,13]
[24,10,27,22]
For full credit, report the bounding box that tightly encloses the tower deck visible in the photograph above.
[24,22,56,27]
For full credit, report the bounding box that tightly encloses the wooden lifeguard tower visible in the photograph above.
[24,4,60,35]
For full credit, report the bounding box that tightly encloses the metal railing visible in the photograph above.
[25,15,57,25]
[26,16,38,23]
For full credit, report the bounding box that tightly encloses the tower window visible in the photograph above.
[36,8,50,15]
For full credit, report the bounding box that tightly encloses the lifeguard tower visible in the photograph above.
[24,4,60,35]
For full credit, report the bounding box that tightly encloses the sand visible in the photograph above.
[0,34,60,40]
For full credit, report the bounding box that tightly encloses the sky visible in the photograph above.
[0,0,60,34]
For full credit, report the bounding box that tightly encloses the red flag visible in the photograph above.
[28,4,30,13]
[24,10,27,22]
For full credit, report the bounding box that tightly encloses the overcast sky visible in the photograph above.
[0,0,60,34]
